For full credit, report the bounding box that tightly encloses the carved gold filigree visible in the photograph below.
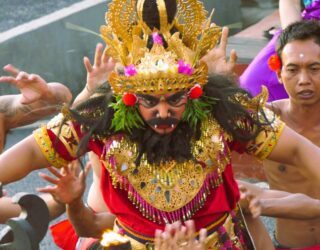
[100,0,222,95]
[103,117,231,212]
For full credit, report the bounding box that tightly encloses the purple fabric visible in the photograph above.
[239,30,288,101]
[302,0,320,20]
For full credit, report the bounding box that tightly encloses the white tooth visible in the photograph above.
[154,125,158,129]
[171,124,175,128]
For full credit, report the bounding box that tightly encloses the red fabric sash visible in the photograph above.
[50,219,78,250]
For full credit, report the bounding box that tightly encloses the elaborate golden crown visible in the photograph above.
[101,0,222,95]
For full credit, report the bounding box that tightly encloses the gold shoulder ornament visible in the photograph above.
[239,86,286,160]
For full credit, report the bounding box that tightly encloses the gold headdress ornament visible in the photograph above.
[100,0,222,95]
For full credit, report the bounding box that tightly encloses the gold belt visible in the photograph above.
[111,212,247,250]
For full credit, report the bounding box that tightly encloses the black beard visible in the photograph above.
[129,121,200,166]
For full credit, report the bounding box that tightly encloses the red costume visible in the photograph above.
[34,98,284,249]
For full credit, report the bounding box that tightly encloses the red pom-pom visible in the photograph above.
[122,93,137,106]
[268,54,282,71]
[188,84,203,99]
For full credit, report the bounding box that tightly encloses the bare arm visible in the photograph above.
[0,135,50,184]
[67,198,115,237]
[0,196,21,223]
[0,193,65,223]
[261,193,320,220]
[238,180,320,220]
[279,0,301,29]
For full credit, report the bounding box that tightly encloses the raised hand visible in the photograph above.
[37,161,90,204]
[84,43,115,92]
[0,64,51,104]
[154,220,207,250]
[238,184,261,218]
[200,27,237,75]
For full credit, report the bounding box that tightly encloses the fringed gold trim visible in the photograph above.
[33,126,70,168]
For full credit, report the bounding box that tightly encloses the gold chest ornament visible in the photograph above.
[101,118,232,224]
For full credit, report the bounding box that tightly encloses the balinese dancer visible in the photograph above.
[1,0,320,249]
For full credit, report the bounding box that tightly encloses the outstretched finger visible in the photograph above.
[160,232,170,249]
[154,229,163,250]
[229,49,238,66]
[83,57,93,73]
[16,71,29,81]
[185,220,196,243]
[0,76,17,85]
[47,166,63,178]
[37,185,56,193]
[199,228,207,245]
[94,43,103,67]
[28,73,45,84]
[102,46,110,63]
[3,64,20,77]
[219,27,229,54]
[38,172,59,185]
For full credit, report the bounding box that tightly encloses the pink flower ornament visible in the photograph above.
[178,59,194,76]
[152,32,163,45]
[124,64,137,77]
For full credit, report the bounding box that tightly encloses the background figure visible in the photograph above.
[240,0,320,101]
[0,42,113,223]
[239,19,320,249]
[0,64,72,152]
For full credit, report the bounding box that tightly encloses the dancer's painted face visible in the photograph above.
[137,91,188,134]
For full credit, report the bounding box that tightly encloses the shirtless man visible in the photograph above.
[263,20,320,248]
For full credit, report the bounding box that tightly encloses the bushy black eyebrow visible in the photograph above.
[166,91,185,102]
[137,94,159,102]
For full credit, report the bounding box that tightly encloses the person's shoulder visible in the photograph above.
[265,99,289,116]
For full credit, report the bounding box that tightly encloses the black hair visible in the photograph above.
[203,74,270,142]
[142,0,177,30]
[276,20,320,59]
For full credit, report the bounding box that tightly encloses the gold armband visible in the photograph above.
[246,112,285,160]
[47,114,80,158]
[33,126,70,168]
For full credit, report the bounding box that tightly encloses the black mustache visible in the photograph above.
[147,117,179,126]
